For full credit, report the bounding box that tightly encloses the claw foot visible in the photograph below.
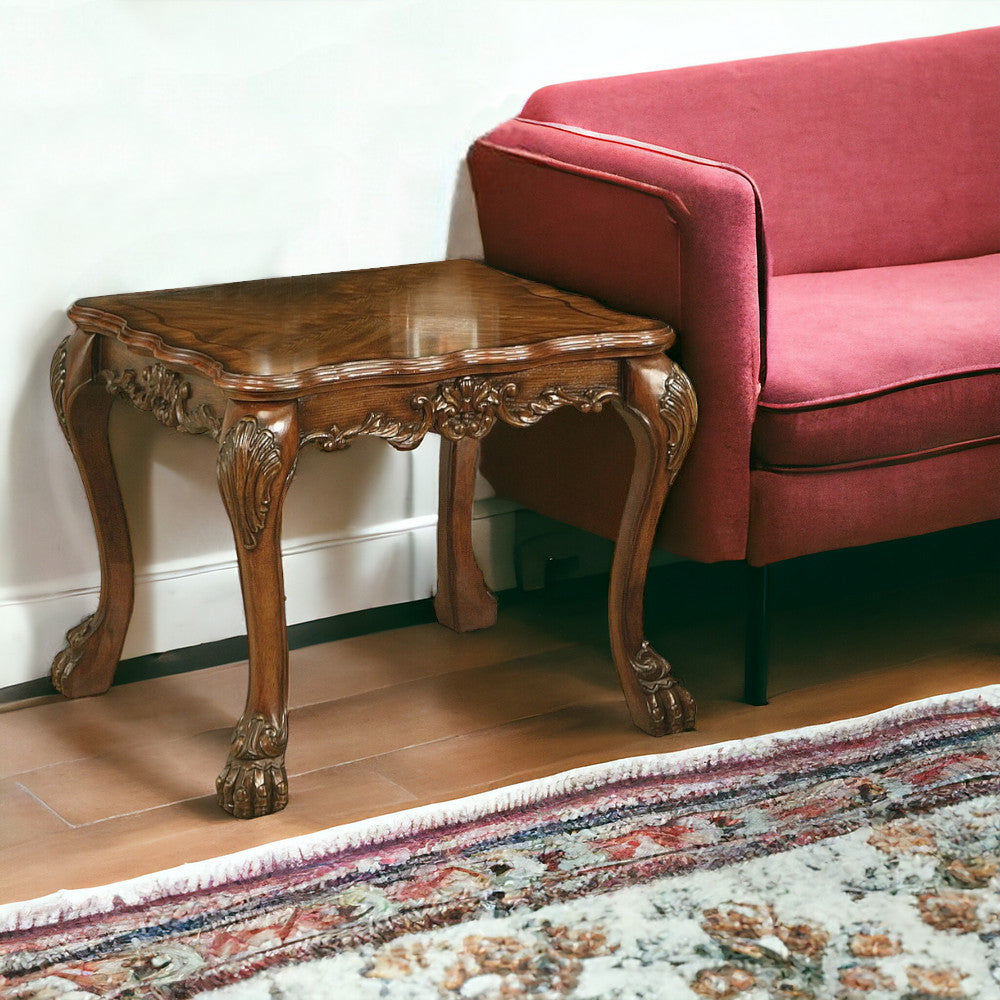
[630,641,696,735]
[51,611,111,697]
[217,713,289,818]
[216,757,289,818]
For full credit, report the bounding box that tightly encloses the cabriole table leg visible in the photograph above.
[215,402,299,818]
[49,329,135,698]
[609,355,697,736]
[434,435,498,632]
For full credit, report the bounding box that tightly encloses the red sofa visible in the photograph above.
[468,27,1000,703]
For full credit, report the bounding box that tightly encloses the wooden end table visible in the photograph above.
[49,259,697,818]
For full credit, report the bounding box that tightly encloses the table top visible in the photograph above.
[69,259,673,395]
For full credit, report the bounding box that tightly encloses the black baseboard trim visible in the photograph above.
[1,596,442,705]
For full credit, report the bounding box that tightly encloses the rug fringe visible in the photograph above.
[3,684,998,934]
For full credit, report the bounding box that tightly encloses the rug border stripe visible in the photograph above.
[2,684,998,934]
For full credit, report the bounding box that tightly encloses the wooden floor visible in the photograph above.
[2,521,998,907]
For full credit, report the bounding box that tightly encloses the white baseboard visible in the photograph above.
[1,502,518,689]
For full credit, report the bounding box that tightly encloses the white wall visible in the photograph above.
[2,0,996,688]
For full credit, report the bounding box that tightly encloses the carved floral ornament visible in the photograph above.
[302,375,621,452]
[100,363,223,439]
[50,611,102,693]
[229,711,288,762]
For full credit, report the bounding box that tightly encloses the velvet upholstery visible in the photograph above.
[518,27,1000,276]
[470,120,763,563]
[468,27,1000,571]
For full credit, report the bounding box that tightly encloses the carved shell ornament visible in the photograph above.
[303,376,621,451]
[217,417,284,550]
[49,336,70,436]
[657,367,698,480]
[100,363,222,438]
[426,376,518,439]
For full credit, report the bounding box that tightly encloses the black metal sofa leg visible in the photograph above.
[745,563,770,705]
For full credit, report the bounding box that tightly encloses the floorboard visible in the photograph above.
[1,521,997,906]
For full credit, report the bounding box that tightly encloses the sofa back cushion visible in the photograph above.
[520,27,1000,276]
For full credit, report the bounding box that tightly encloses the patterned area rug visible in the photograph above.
[2,687,999,999]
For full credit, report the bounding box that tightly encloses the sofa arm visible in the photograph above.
[468,117,764,563]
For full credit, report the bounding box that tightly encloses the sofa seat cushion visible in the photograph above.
[753,254,1000,469]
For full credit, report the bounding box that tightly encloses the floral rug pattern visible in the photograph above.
[1,689,999,999]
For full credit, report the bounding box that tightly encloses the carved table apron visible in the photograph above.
[49,260,698,818]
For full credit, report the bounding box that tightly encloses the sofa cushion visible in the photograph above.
[753,254,1000,469]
